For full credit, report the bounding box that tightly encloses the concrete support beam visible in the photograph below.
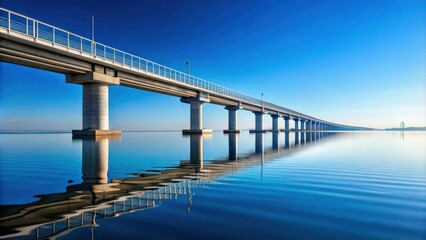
[306,120,312,130]
[250,111,267,133]
[224,106,240,133]
[284,117,290,132]
[271,115,279,132]
[69,72,121,138]
[300,120,305,131]
[181,95,212,135]
[294,118,299,131]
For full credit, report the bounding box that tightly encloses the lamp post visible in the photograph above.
[186,60,190,75]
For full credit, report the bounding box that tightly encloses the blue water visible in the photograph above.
[0,131,425,239]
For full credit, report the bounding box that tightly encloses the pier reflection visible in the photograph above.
[228,133,238,160]
[190,135,203,168]
[0,131,338,240]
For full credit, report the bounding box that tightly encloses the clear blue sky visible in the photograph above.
[0,0,425,130]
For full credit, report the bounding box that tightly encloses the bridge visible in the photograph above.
[0,131,337,239]
[0,8,368,137]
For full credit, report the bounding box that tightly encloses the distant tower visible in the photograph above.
[400,121,405,130]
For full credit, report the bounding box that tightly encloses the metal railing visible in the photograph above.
[0,8,264,104]
[0,7,352,126]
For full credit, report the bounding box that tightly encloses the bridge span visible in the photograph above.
[0,8,367,137]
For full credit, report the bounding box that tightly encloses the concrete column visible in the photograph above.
[67,70,121,138]
[271,115,279,132]
[312,122,317,131]
[181,95,212,134]
[191,101,202,129]
[83,84,109,130]
[300,120,305,131]
[256,112,263,131]
[250,111,265,133]
[224,106,240,133]
[294,118,299,131]
[306,120,311,130]
[284,116,290,132]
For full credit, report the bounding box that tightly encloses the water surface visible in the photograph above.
[0,131,425,239]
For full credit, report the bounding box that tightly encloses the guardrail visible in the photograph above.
[0,8,265,104]
[0,8,351,126]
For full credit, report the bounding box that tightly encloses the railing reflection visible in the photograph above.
[0,131,339,239]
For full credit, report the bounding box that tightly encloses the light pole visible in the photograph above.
[84,15,95,54]
[186,60,190,76]
[261,93,264,112]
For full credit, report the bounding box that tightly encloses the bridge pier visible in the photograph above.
[284,116,290,132]
[250,111,267,133]
[181,94,212,135]
[67,71,121,138]
[271,115,279,132]
[306,120,312,131]
[300,119,305,131]
[224,106,240,133]
[294,118,299,131]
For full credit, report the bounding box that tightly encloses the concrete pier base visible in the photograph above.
[68,70,121,138]
[250,111,266,133]
[224,106,241,134]
[181,95,212,135]
[183,129,213,135]
[72,129,122,138]
[224,129,241,133]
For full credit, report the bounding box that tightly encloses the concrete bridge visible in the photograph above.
[0,8,368,137]
[0,131,337,239]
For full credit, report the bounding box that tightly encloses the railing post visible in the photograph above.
[32,20,35,37]
[67,33,69,50]
[113,49,116,63]
[26,18,28,34]
[52,28,55,45]
[80,37,82,53]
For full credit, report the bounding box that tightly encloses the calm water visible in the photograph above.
[0,131,425,240]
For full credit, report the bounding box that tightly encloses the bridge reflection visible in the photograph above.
[0,131,337,239]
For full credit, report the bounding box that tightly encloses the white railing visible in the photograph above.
[0,8,351,126]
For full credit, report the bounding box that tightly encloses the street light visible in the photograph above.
[84,15,95,54]
[186,60,190,76]
[261,93,264,112]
